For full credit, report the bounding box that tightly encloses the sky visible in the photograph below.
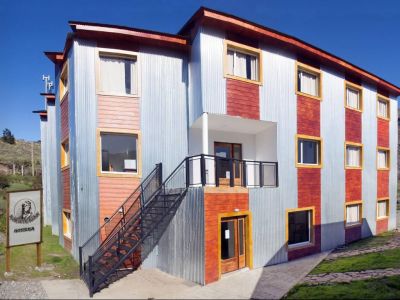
[0,0,399,141]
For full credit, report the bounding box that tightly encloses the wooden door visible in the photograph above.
[214,142,242,186]
[220,217,246,274]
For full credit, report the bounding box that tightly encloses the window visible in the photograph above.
[377,199,389,219]
[61,140,69,168]
[296,135,322,167]
[100,131,138,174]
[59,64,68,100]
[63,210,72,239]
[288,208,313,247]
[225,41,261,83]
[377,148,390,170]
[296,63,321,99]
[345,83,362,111]
[345,143,363,169]
[377,96,390,119]
[99,53,137,96]
[345,203,362,227]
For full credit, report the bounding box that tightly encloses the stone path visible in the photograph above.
[325,231,400,261]
[302,268,400,285]
[0,280,47,299]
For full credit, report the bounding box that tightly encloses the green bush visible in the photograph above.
[0,176,9,189]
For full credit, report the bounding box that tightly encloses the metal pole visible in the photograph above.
[79,246,83,276]
[259,162,264,188]
[185,158,190,188]
[229,159,234,187]
[200,155,206,186]
[242,161,247,188]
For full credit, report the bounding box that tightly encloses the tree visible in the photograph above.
[1,128,15,144]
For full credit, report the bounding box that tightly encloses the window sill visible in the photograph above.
[224,74,262,86]
[61,165,70,171]
[377,216,389,221]
[344,222,362,229]
[97,171,142,178]
[377,168,390,171]
[288,241,314,251]
[345,166,363,170]
[296,91,322,101]
[296,163,322,169]
[377,116,390,121]
[97,92,139,98]
[63,234,72,241]
[345,105,362,113]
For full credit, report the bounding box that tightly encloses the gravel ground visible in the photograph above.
[0,281,47,299]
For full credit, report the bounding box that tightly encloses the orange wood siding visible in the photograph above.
[204,192,249,284]
[62,168,71,210]
[377,118,389,148]
[60,96,69,141]
[297,95,320,137]
[345,108,361,143]
[345,169,362,202]
[376,218,389,235]
[98,177,141,226]
[377,170,389,199]
[226,78,259,120]
[97,95,140,130]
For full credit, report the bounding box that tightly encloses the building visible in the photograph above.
[34,7,399,295]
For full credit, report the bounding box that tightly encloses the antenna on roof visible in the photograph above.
[42,75,54,93]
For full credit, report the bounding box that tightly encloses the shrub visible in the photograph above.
[0,175,9,189]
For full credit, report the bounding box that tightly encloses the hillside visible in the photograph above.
[0,139,41,169]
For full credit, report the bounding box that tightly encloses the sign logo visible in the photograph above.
[9,198,40,224]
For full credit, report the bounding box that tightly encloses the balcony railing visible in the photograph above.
[186,154,278,188]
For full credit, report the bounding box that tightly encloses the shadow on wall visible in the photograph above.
[251,220,373,299]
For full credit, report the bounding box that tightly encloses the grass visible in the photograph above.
[285,276,400,299]
[0,226,79,280]
[310,248,400,274]
[340,230,396,251]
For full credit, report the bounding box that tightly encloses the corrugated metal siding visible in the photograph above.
[157,188,204,284]
[40,118,51,225]
[389,98,398,230]
[188,30,202,126]
[72,39,99,259]
[140,47,188,267]
[320,67,345,250]
[200,26,226,115]
[362,85,377,237]
[250,46,298,267]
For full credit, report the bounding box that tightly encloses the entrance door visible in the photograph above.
[220,216,246,274]
[214,142,242,186]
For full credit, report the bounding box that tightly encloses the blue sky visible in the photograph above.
[0,0,399,141]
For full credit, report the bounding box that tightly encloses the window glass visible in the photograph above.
[101,133,137,173]
[377,150,389,169]
[100,55,137,95]
[346,146,361,167]
[61,141,69,168]
[221,220,236,259]
[298,139,319,165]
[378,99,388,118]
[377,200,388,218]
[288,210,311,245]
[227,48,259,81]
[298,70,319,97]
[346,204,361,226]
[346,87,360,109]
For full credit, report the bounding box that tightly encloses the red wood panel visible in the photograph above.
[345,108,362,143]
[289,168,321,260]
[345,226,361,244]
[64,237,72,251]
[377,170,389,198]
[61,96,69,141]
[97,95,140,130]
[204,192,249,284]
[98,177,141,226]
[377,118,389,148]
[345,169,362,201]
[226,78,259,120]
[297,95,320,137]
[376,218,389,235]
[62,168,71,210]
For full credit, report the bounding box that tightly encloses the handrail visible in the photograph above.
[80,164,161,249]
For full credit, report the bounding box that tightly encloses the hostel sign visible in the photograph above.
[6,189,42,272]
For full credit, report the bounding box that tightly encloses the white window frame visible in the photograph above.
[345,142,363,169]
[345,202,362,228]
[96,48,140,97]
[377,147,390,170]
[345,82,363,112]
[377,95,390,120]
[377,199,389,220]
[296,135,322,168]
[296,62,322,100]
